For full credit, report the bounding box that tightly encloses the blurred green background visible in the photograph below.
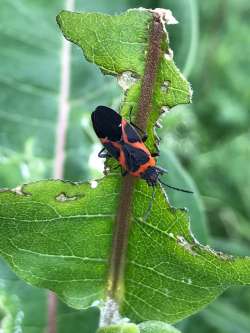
[0,0,249,332]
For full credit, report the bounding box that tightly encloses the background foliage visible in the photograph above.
[0,0,249,332]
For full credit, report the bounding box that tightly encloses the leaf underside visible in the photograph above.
[0,8,249,325]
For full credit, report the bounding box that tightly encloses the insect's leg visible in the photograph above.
[110,163,122,173]
[151,152,160,157]
[112,164,120,170]
[98,147,111,158]
[156,166,168,174]
[121,168,128,177]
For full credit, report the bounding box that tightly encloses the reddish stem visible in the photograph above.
[108,13,164,304]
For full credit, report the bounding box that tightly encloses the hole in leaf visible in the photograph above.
[117,71,139,91]
[56,192,79,202]
[161,80,170,92]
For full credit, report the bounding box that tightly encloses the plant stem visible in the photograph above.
[136,13,164,132]
[49,0,74,332]
[107,12,164,319]
[48,292,57,333]
[54,0,74,179]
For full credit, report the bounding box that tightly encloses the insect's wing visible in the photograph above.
[122,122,142,143]
[91,106,122,141]
[122,143,149,172]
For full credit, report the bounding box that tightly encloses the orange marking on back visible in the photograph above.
[129,157,156,177]
[121,119,129,143]
[100,120,156,177]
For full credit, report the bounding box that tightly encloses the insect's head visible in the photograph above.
[141,166,166,186]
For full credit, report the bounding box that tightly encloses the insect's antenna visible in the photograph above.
[143,186,157,222]
[159,179,193,194]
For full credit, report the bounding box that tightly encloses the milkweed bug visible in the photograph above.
[91,105,193,194]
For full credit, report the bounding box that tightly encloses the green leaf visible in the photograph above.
[57,10,151,75]
[0,177,250,324]
[56,8,191,152]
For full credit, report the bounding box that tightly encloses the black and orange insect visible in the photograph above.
[91,105,192,194]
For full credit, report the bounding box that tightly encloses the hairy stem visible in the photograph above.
[107,12,164,318]
[136,14,164,132]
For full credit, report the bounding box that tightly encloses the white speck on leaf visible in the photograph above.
[181,278,193,285]
[117,71,138,91]
[161,80,170,92]
[90,180,98,189]
[161,106,170,114]
[177,235,197,256]
[56,193,77,202]
[91,300,101,307]
[12,186,24,195]
[164,49,174,61]
[165,288,169,295]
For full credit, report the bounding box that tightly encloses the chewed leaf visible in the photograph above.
[0,178,250,324]
[57,9,191,152]
[57,9,151,75]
